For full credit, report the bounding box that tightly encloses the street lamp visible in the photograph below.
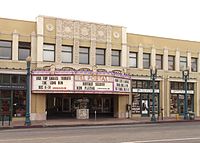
[150,66,157,122]
[182,67,189,120]
[25,56,31,126]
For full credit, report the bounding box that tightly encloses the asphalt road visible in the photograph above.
[0,122,200,143]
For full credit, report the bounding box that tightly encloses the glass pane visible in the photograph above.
[13,91,26,117]
[11,75,18,84]
[19,42,31,48]
[79,47,89,53]
[43,51,55,61]
[129,52,136,58]
[62,46,72,52]
[143,60,150,69]
[19,48,30,60]
[96,55,105,65]
[62,52,72,63]
[19,75,26,84]
[43,44,54,50]
[0,47,11,59]
[112,56,120,66]
[79,54,89,64]
[191,58,197,72]
[129,58,137,67]
[2,74,10,84]
[0,41,11,47]
[96,49,105,54]
[112,50,120,56]
[143,53,150,59]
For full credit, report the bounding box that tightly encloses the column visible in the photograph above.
[106,25,112,66]
[195,80,199,116]
[198,52,200,72]
[187,51,191,71]
[163,47,168,71]
[12,30,19,61]
[55,37,62,63]
[73,21,80,64]
[90,24,96,66]
[175,48,180,72]
[138,43,143,69]
[151,46,156,68]
[121,27,128,68]
[36,16,44,62]
[161,76,165,117]
[31,32,37,63]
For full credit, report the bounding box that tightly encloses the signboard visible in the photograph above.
[32,75,74,92]
[132,88,160,93]
[171,90,194,94]
[75,75,113,92]
[114,78,130,92]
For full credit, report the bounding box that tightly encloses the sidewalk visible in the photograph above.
[1,117,200,129]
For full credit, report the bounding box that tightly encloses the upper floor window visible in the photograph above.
[191,57,198,72]
[129,52,137,68]
[168,55,175,70]
[96,48,105,65]
[79,47,89,64]
[143,53,150,69]
[0,40,12,60]
[43,44,55,62]
[61,45,73,63]
[111,50,120,66]
[180,56,187,71]
[18,42,31,60]
[156,54,163,69]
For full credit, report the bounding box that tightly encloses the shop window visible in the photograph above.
[2,74,10,84]
[61,45,73,63]
[129,52,137,68]
[191,58,197,72]
[170,94,178,114]
[96,48,105,65]
[11,75,18,84]
[79,47,89,64]
[13,91,26,117]
[143,53,150,69]
[137,81,143,88]
[111,50,121,66]
[43,44,55,62]
[19,75,26,84]
[0,74,2,84]
[180,56,187,71]
[188,83,194,90]
[132,94,141,114]
[0,40,12,60]
[156,54,163,69]
[142,81,148,89]
[18,42,31,60]
[168,55,175,70]
[132,80,137,88]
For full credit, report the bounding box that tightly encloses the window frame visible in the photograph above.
[156,54,163,70]
[96,48,105,65]
[180,56,187,71]
[143,53,150,69]
[191,57,198,72]
[168,55,175,71]
[61,45,73,63]
[43,44,55,62]
[18,41,31,61]
[111,50,121,66]
[129,52,137,68]
[0,40,12,60]
[79,47,90,64]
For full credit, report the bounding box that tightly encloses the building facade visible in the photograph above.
[0,16,200,121]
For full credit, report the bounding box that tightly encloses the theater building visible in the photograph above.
[0,16,200,121]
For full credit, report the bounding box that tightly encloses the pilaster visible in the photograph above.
[12,30,19,61]
[138,43,143,69]
[151,46,156,68]
[175,48,180,72]
[163,47,168,71]
[121,27,128,68]
[187,51,191,71]
[31,32,37,63]
[36,16,44,62]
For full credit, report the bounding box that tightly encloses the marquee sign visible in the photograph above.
[32,75,74,93]
[114,78,130,92]
[75,75,113,92]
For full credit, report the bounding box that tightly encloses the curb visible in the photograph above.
[1,119,200,130]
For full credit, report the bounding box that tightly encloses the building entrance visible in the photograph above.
[46,94,114,119]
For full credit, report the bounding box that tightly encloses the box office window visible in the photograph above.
[156,54,163,69]
[168,55,175,70]
[129,52,137,68]
[0,40,12,60]
[43,44,55,62]
[96,48,105,65]
[18,42,31,60]
[180,56,187,71]
[191,58,197,72]
[111,50,121,66]
[61,45,73,63]
[79,47,89,64]
[143,53,150,69]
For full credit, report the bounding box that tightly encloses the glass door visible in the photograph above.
[178,94,184,115]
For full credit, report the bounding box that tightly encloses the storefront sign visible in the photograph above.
[32,75,74,92]
[75,75,113,92]
[171,90,194,94]
[132,88,160,93]
[114,78,130,92]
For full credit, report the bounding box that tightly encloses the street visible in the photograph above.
[0,122,200,143]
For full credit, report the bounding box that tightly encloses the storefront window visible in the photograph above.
[13,91,26,117]
[11,74,18,84]
[170,94,178,114]
[2,74,10,84]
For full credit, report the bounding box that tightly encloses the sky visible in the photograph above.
[1,0,200,42]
